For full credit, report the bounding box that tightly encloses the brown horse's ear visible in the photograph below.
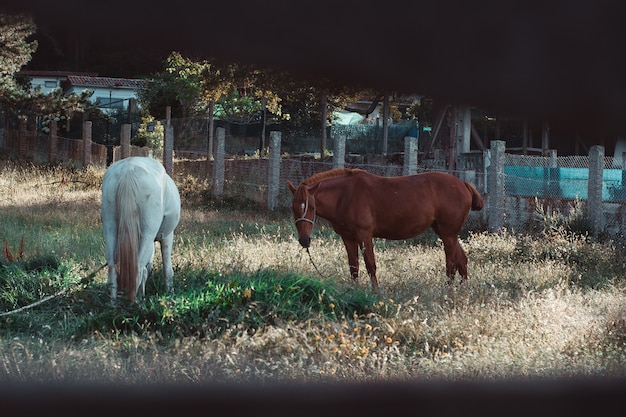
[287,180,297,195]
[308,182,321,195]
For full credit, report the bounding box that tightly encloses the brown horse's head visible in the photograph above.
[287,180,320,248]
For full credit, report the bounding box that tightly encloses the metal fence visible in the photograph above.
[3,119,626,246]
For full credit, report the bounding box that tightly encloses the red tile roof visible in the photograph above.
[66,75,146,89]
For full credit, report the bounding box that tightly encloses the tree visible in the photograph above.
[0,12,37,111]
[273,74,366,157]
[138,52,234,156]
[138,52,210,119]
[138,53,283,155]
[1,12,92,131]
[137,52,371,157]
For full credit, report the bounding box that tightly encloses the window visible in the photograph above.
[96,97,125,109]
[44,80,57,88]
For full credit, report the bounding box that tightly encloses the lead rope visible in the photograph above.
[295,198,328,280]
[0,262,107,317]
[305,247,330,280]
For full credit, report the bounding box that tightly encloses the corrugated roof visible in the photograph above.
[66,75,146,89]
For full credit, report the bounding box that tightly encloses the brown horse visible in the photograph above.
[287,168,484,290]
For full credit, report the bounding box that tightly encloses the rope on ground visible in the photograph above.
[0,263,107,317]
[306,247,330,281]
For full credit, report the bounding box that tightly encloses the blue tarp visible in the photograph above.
[502,166,625,201]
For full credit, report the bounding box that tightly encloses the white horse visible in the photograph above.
[101,157,181,302]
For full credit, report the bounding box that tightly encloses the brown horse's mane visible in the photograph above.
[302,168,364,186]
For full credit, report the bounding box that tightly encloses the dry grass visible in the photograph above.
[0,159,625,384]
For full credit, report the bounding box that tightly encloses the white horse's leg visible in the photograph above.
[146,243,155,276]
[138,244,155,298]
[137,265,148,299]
[107,264,118,301]
[105,238,117,299]
[102,208,118,301]
[160,232,175,293]
[136,238,156,300]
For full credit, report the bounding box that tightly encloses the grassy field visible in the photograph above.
[0,158,625,385]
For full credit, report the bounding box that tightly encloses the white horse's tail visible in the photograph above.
[115,172,141,301]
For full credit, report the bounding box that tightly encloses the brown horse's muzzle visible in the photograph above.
[298,234,311,248]
[295,218,313,248]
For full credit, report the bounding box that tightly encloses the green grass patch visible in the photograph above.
[0,257,383,342]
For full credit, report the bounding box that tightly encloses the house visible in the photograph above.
[19,70,146,112]
[65,74,146,112]
[19,70,98,95]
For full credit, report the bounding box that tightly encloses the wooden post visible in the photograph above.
[320,90,327,160]
[83,121,92,167]
[522,120,529,155]
[260,96,267,157]
[208,101,215,160]
[541,122,550,154]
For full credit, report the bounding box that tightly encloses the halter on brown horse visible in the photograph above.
[287,168,484,290]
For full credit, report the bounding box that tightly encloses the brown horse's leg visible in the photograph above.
[341,236,360,283]
[442,240,456,281]
[441,236,468,282]
[456,245,469,280]
[360,239,379,291]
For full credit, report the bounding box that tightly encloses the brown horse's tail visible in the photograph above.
[464,181,484,211]
[115,173,141,302]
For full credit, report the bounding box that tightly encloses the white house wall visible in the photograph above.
[29,76,64,95]
[65,86,139,111]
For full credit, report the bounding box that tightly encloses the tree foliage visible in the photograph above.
[0,12,37,109]
[137,52,206,119]
[139,52,279,122]
[138,52,368,129]
[0,12,92,126]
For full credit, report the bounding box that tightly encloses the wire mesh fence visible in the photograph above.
[500,151,626,246]
[3,118,626,246]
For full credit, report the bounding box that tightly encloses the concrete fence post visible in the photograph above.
[48,120,57,164]
[120,124,131,159]
[162,105,173,174]
[588,145,605,236]
[268,131,281,211]
[212,127,225,197]
[488,140,506,232]
[332,134,346,169]
[163,124,174,175]
[82,121,92,167]
[402,136,418,176]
